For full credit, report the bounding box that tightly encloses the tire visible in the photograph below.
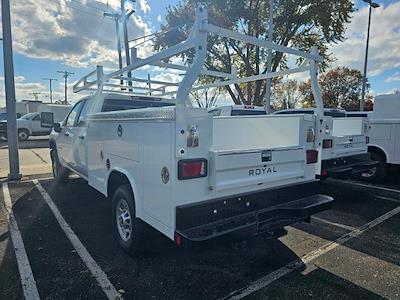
[50,148,70,182]
[112,185,142,255]
[360,152,387,182]
[18,129,29,141]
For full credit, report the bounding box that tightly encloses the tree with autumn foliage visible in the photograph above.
[154,0,354,105]
[299,66,373,111]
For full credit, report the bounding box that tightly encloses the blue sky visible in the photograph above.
[0,0,399,107]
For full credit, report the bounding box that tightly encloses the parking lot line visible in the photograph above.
[311,216,356,231]
[33,180,118,300]
[2,183,41,300]
[374,195,400,204]
[223,204,400,300]
[332,179,400,194]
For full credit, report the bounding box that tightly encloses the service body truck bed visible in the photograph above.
[46,8,333,255]
[273,108,377,179]
[349,94,400,180]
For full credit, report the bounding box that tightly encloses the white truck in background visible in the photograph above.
[0,104,71,141]
[43,8,333,255]
[211,106,376,179]
[273,108,376,179]
[351,94,400,181]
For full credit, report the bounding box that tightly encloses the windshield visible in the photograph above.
[19,113,38,120]
[0,113,6,121]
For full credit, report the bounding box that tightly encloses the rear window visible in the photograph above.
[208,109,222,116]
[231,110,266,116]
[101,99,175,112]
[346,113,368,118]
[275,110,314,115]
[324,111,346,117]
[275,110,346,117]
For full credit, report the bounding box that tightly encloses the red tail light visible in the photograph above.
[322,139,333,148]
[306,150,318,164]
[178,159,207,180]
[366,136,370,144]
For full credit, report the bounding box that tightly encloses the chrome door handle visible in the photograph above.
[64,131,70,137]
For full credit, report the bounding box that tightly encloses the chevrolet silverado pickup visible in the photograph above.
[43,8,333,255]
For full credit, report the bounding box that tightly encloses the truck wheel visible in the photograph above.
[360,152,386,182]
[18,129,29,141]
[50,149,69,182]
[112,185,142,256]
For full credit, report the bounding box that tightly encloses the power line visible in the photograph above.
[57,71,75,105]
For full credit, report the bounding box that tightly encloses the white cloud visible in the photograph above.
[330,2,400,77]
[157,15,162,22]
[138,0,151,14]
[6,0,152,69]
[385,71,400,83]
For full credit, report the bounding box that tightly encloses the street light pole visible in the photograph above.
[1,0,21,180]
[361,0,380,111]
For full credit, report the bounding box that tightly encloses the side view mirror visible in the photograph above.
[41,112,54,128]
[53,122,62,133]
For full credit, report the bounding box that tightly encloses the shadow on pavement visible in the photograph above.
[0,138,49,150]
[38,178,304,300]
[252,265,384,299]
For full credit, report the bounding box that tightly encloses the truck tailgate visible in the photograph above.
[333,134,367,158]
[209,147,306,192]
[331,117,367,158]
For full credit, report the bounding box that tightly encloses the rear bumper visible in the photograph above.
[175,182,333,241]
[320,153,379,179]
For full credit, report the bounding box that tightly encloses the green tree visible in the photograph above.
[272,78,301,110]
[299,66,372,111]
[155,0,354,105]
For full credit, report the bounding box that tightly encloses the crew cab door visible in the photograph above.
[31,113,49,134]
[58,101,84,167]
[73,100,89,177]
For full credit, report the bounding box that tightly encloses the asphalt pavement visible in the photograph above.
[0,168,399,299]
[0,138,52,180]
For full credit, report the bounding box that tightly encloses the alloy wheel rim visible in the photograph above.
[116,198,132,242]
[19,132,27,140]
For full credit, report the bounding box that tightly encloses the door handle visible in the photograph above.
[78,135,85,140]
[64,131,70,137]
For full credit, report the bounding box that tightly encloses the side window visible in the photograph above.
[65,101,83,127]
[32,114,41,121]
[77,100,88,126]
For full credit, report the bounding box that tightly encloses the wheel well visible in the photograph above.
[368,146,387,162]
[18,128,29,133]
[107,171,132,198]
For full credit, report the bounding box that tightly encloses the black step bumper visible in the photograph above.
[320,153,379,179]
[175,182,333,241]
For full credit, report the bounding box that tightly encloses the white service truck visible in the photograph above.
[273,108,376,179]
[210,106,376,179]
[43,8,333,255]
[351,94,400,180]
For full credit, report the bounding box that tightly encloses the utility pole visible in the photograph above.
[42,78,57,103]
[30,92,41,101]
[264,0,274,113]
[104,0,135,88]
[57,71,74,104]
[121,0,135,88]
[360,0,380,111]
[2,0,21,180]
